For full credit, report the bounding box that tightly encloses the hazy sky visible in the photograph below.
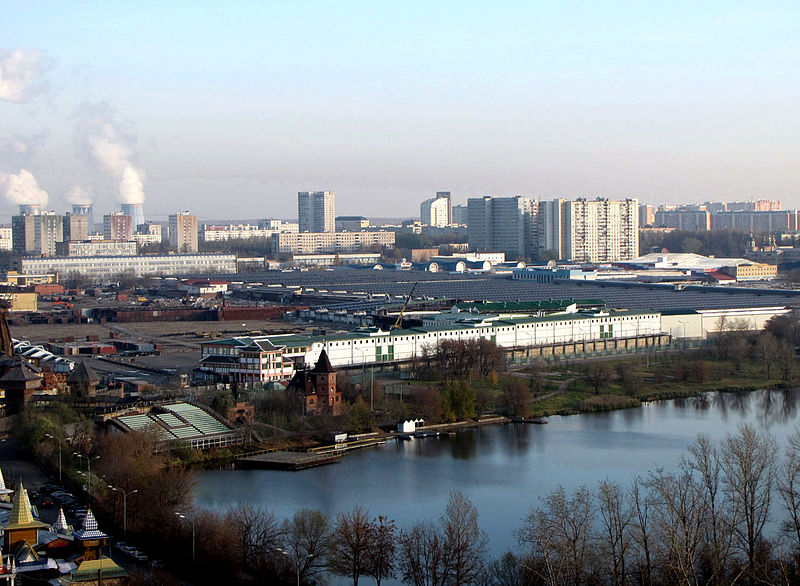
[1,1,799,221]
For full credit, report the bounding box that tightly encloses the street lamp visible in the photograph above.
[175,512,195,562]
[277,548,313,586]
[107,486,137,538]
[44,433,61,481]
[73,453,100,496]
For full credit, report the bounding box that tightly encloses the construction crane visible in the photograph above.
[391,281,419,329]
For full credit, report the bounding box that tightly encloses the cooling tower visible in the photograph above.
[18,204,41,216]
[120,203,145,228]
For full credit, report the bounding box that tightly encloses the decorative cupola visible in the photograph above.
[3,482,46,552]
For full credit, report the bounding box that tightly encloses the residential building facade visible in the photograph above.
[420,193,451,227]
[298,191,335,233]
[169,212,199,252]
[20,253,236,278]
[467,195,536,260]
[273,231,395,255]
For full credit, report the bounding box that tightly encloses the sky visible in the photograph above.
[1,1,799,221]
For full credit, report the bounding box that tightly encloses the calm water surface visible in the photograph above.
[194,389,800,555]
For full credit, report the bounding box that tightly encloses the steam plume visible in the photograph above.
[76,102,145,204]
[66,185,91,205]
[1,169,49,206]
[0,49,43,102]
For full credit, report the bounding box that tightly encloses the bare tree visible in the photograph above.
[588,363,612,395]
[777,430,800,577]
[721,424,777,584]
[487,551,523,586]
[365,515,396,586]
[282,509,331,584]
[686,434,735,585]
[519,485,595,586]
[629,477,655,586]
[224,503,283,573]
[441,490,488,585]
[647,465,705,585]
[755,331,779,379]
[330,506,373,586]
[399,522,447,586]
[597,480,633,586]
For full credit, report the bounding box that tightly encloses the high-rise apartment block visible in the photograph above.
[103,212,133,240]
[298,191,335,233]
[655,209,711,231]
[451,204,468,225]
[420,192,452,227]
[555,198,639,262]
[169,212,199,253]
[63,213,90,242]
[467,196,536,260]
[467,196,639,262]
[12,211,64,257]
[335,216,370,231]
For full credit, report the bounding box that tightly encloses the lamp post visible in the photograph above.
[108,486,137,538]
[73,453,99,496]
[277,548,313,586]
[44,433,61,481]
[175,513,195,562]
[353,347,373,411]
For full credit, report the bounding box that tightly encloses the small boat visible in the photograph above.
[397,433,413,441]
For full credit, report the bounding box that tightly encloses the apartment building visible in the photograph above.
[63,213,90,242]
[169,212,199,252]
[0,226,11,251]
[335,216,370,231]
[561,199,639,262]
[420,192,452,227]
[12,212,64,256]
[298,191,335,233]
[467,196,536,260]
[655,209,711,231]
[272,231,395,255]
[103,212,133,241]
[21,253,236,278]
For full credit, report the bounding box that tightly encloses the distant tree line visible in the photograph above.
[640,230,751,258]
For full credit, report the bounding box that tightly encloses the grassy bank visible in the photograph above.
[528,357,787,417]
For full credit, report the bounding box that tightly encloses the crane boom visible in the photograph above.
[391,281,419,329]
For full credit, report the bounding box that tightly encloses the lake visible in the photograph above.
[193,389,800,557]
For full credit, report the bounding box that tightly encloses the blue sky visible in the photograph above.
[1,1,799,220]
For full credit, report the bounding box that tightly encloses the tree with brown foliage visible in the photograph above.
[399,521,447,586]
[588,363,612,395]
[365,515,396,586]
[502,379,530,417]
[330,506,373,586]
[96,429,194,540]
[282,509,331,584]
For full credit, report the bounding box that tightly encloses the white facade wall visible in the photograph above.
[0,226,12,251]
[21,253,237,278]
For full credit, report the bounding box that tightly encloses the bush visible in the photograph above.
[579,395,640,412]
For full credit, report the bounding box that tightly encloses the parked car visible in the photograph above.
[37,496,55,509]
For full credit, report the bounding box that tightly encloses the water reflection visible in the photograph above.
[193,389,800,558]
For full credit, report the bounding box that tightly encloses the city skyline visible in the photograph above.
[1,2,799,218]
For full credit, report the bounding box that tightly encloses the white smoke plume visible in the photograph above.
[1,169,49,206]
[0,49,43,102]
[66,185,91,205]
[75,102,145,204]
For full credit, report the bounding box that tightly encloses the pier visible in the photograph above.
[236,451,340,471]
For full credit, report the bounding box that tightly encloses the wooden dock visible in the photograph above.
[236,451,341,471]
